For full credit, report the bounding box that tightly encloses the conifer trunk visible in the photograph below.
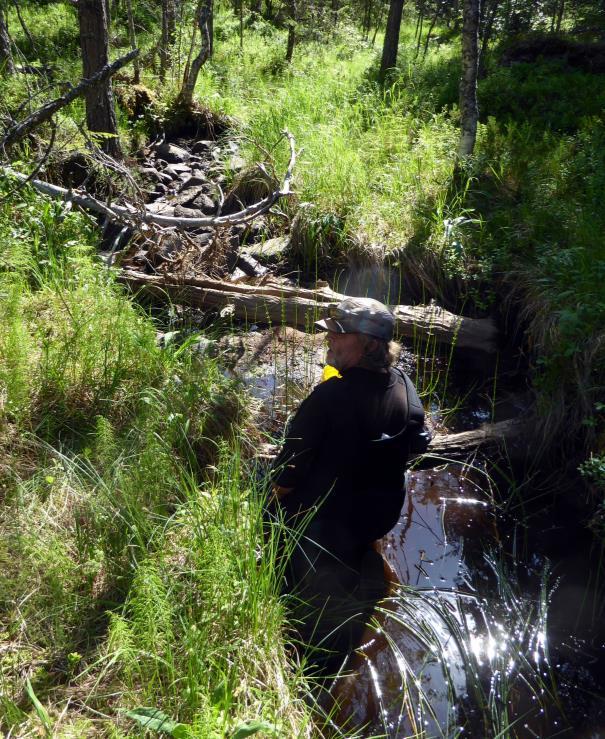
[0,7,15,74]
[160,0,177,81]
[458,0,481,158]
[379,0,404,81]
[78,0,122,158]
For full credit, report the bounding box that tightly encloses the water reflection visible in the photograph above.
[327,466,563,738]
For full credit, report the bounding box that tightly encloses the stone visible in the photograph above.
[192,139,214,155]
[243,235,290,264]
[155,143,191,164]
[191,192,217,215]
[145,202,175,216]
[228,154,247,173]
[174,205,205,219]
[180,174,208,189]
[164,163,191,179]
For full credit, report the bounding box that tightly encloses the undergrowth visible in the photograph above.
[0,183,310,736]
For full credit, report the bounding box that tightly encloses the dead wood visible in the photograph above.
[118,268,498,353]
[3,130,296,230]
[417,418,529,464]
[1,49,140,151]
[256,418,529,462]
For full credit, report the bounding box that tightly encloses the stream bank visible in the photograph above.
[34,123,605,736]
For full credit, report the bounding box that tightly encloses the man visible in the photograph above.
[269,297,428,668]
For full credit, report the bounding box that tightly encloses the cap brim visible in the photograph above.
[315,317,347,333]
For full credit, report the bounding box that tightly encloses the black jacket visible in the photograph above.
[272,366,421,543]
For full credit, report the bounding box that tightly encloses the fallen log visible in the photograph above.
[1,49,139,150]
[416,417,529,464]
[2,130,296,229]
[256,418,529,462]
[119,269,498,353]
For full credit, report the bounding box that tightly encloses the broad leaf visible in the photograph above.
[126,707,190,737]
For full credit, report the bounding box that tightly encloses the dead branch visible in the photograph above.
[3,130,296,229]
[1,48,139,151]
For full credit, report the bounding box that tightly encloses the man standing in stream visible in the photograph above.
[269,297,429,672]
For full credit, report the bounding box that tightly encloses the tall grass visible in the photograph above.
[0,184,311,736]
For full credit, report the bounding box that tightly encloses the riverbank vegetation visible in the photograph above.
[1,0,605,734]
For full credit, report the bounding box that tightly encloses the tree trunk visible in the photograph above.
[125,0,140,82]
[159,0,177,81]
[77,0,121,159]
[555,0,564,32]
[379,0,404,81]
[0,7,15,74]
[285,0,297,63]
[458,0,481,158]
[478,0,498,78]
[178,0,212,108]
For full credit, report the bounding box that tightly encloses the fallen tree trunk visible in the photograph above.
[119,269,498,353]
[418,418,529,463]
[257,418,529,462]
[1,49,139,150]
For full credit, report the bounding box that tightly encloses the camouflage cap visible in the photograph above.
[315,297,395,341]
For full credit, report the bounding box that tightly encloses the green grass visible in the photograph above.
[0,182,310,736]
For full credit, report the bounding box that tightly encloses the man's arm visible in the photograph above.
[270,382,334,493]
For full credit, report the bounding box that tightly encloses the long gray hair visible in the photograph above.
[358,335,401,372]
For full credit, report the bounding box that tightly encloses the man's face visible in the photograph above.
[325,330,365,371]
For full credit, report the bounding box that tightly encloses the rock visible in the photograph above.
[229,268,249,283]
[164,163,191,179]
[228,154,247,173]
[145,201,175,216]
[191,192,217,215]
[179,174,208,190]
[236,253,269,277]
[140,166,164,181]
[155,143,191,164]
[192,139,214,155]
[167,186,204,207]
[243,235,290,264]
[174,205,205,218]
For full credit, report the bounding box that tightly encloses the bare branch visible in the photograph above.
[1,48,139,151]
[3,130,297,230]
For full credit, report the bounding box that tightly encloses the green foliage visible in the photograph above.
[480,60,605,132]
[0,182,306,735]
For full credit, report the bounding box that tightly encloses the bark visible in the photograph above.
[78,0,122,158]
[285,0,297,63]
[118,269,499,354]
[555,0,564,33]
[179,0,212,108]
[0,7,14,74]
[125,0,140,83]
[159,0,177,81]
[11,0,35,52]
[458,0,481,158]
[379,0,405,81]
[478,0,498,77]
[1,50,139,150]
[363,0,373,39]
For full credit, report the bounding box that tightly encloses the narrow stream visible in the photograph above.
[225,325,605,737]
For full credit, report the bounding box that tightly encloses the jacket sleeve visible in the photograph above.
[270,381,334,489]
